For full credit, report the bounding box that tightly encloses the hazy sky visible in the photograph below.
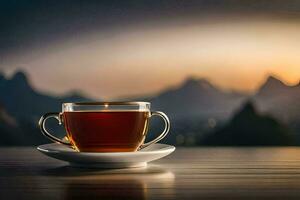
[1,1,300,99]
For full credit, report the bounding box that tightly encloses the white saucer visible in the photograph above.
[37,143,175,168]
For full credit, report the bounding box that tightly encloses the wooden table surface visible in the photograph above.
[1,147,300,200]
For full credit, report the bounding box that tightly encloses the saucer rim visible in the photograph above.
[37,143,175,155]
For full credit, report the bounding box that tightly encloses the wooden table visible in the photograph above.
[1,147,300,200]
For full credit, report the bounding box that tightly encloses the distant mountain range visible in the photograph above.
[148,78,247,119]
[0,70,299,146]
[0,71,92,122]
[201,101,294,146]
[130,75,299,123]
[0,71,93,145]
[254,76,300,122]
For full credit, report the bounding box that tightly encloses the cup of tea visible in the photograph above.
[39,102,170,152]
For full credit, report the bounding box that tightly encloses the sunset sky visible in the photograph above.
[1,1,300,99]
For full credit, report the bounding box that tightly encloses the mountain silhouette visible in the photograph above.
[122,75,299,122]
[0,71,299,146]
[201,101,294,146]
[0,70,93,121]
[0,71,94,146]
[122,75,299,146]
[256,75,299,97]
[149,77,247,119]
[253,75,300,122]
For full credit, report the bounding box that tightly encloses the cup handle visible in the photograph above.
[38,112,71,146]
[140,111,170,149]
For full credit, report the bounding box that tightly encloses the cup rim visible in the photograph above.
[63,101,150,106]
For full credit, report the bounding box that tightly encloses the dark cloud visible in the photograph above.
[1,0,300,57]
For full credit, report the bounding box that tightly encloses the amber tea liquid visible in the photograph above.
[63,111,149,152]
